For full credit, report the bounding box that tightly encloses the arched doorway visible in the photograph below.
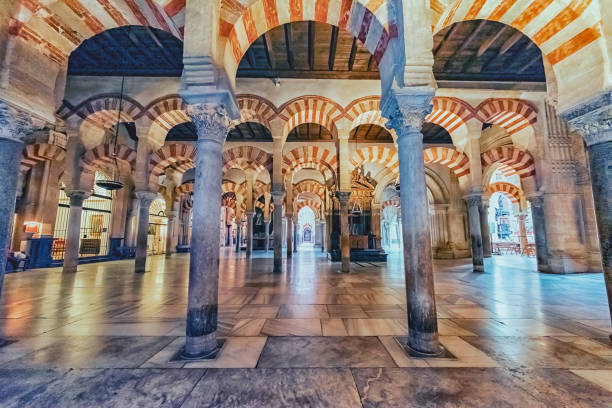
[297,206,316,249]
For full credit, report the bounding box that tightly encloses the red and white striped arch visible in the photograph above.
[294,179,326,202]
[282,146,338,176]
[381,198,399,210]
[221,0,397,79]
[350,145,398,171]
[481,146,536,179]
[343,96,381,121]
[475,99,538,136]
[423,146,470,178]
[488,182,521,204]
[254,180,271,200]
[222,145,273,176]
[234,95,278,129]
[279,96,343,139]
[57,95,143,130]
[142,95,190,141]
[295,199,321,218]
[174,181,194,199]
[222,180,248,204]
[425,97,475,142]
[81,143,137,173]
[149,142,196,186]
[10,0,183,65]
[20,143,66,173]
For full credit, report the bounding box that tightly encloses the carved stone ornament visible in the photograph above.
[335,191,351,204]
[135,190,158,207]
[0,100,34,142]
[381,87,434,138]
[464,194,482,208]
[561,90,612,147]
[186,103,231,143]
[526,193,544,208]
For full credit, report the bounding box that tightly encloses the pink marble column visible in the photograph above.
[336,191,351,273]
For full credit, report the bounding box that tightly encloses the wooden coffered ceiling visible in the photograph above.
[227,122,273,141]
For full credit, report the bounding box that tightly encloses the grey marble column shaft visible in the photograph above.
[480,201,492,258]
[321,221,326,252]
[528,195,550,271]
[293,219,298,252]
[264,220,270,252]
[286,216,293,258]
[337,192,351,273]
[466,195,484,272]
[183,104,229,358]
[134,191,156,273]
[235,223,242,253]
[245,212,253,257]
[384,90,442,356]
[63,191,89,273]
[165,211,177,257]
[272,191,284,273]
[0,138,25,292]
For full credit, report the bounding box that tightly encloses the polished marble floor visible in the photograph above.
[0,247,611,407]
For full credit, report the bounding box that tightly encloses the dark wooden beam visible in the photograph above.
[363,124,374,140]
[235,124,248,140]
[306,122,310,141]
[516,52,542,73]
[433,22,460,57]
[245,47,257,68]
[284,24,295,69]
[262,33,276,70]
[328,26,339,70]
[443,20,487,72]
[317,123,323,140]
[245,121,258,139]
[236,69,380,79]
[499,31,523,55]
[477,25,508,57]
[366,54,374,71]
[348,38,358,71]
[308,21,315,71]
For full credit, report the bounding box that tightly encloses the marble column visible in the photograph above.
[0,110,31,295]
[563,92,612,340]
[286,215,293,258]
[336,191,351,273]
[517,213,529,253]
[527,194,550,271]
[165,210,177,257]
[293,217,298,252]
[271,190,284,273]
[245,212,254,257]
[182,103,230,359]
[235,222,242,253]
[320,220,326,252]
[465,194,485,272]
[383,88,443,356]
[134,191,156,273]
[480,198,492,258]
[264,219,270,252]
[62,190,90,273]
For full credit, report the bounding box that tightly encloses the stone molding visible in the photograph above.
[525,193,544,208]
[463,193,482,208]
[335,191,351,205]
[561,90,612,147]
[65,189,90,206]
[135,190,158,207]
[187,103,231,144]
[270,190,285,206]
[0,100,35,143]
[381,86,434,138]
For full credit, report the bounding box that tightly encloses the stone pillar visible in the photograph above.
[480,197,492,258]
[320,220,326,252]
[286,215,293,258]
[271,190,284,273]
[293,217,298,252]
[125,197,139,247]
[336,191,351,273]
[465,194,485,272]
[134,191,156,273]
[264,219,270,252]
[562,92,612,339]
[527,194,550,271]
[62,190,90,273]
[166,210,178,257]
[517,213,529,253]
[245,212,254,257]
[0,109,31,294]
[235,222,242,253]
[382,88,442,356]
[181,103,231,359]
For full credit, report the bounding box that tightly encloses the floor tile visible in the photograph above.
[277,304,329,318]
[343,318,407,336]
[571,369,612,393]
[261,319,322,336]
[184,337,267,368]
[229,319,266,336]
[236,305,279,319]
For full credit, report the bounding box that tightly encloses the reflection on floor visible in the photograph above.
[0,248,611,407]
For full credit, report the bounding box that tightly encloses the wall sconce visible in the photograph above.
[24,221,41,234]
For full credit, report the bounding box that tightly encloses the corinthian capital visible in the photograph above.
[381,86,434,138]
[186,103,231,143]
[0,100,34,142]
[561,90,612,147]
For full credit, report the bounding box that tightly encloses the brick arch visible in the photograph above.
[423,146,470,178]
[343,96,381,121]
[222,146,273,176]
[57,94,143,129]
[425,97,475,142]
[279,96,343,139]
[350,145,398,171]
[294,179,326,202]
[20,143,66,173]
[295,199,321,218]
[475,99,538,136]
[81,143,137,173]
[488,182,521,204]
[282,146,338,179]
[221,0,397,79]
[175,181,194,199]
[234,94,278,129]
[481,146,536,179]
[149,143,197,186]
[222,180,248,199]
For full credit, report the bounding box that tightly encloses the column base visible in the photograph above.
[62,264,78,273]
[472,263,485,272]
[546,254,589,274]
[394,336,450,358]
[174,338,225,361]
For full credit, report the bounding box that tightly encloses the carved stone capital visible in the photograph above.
[335,191,351,206]
[186,103,231,144]
[270,189,285,206]
[381,86,434,139]
[135,190,158,208]
[526,192,544,208]
[0,100,35,142]
[463,193,482,208]
[561,90,612,147]
[65,189,90,206]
